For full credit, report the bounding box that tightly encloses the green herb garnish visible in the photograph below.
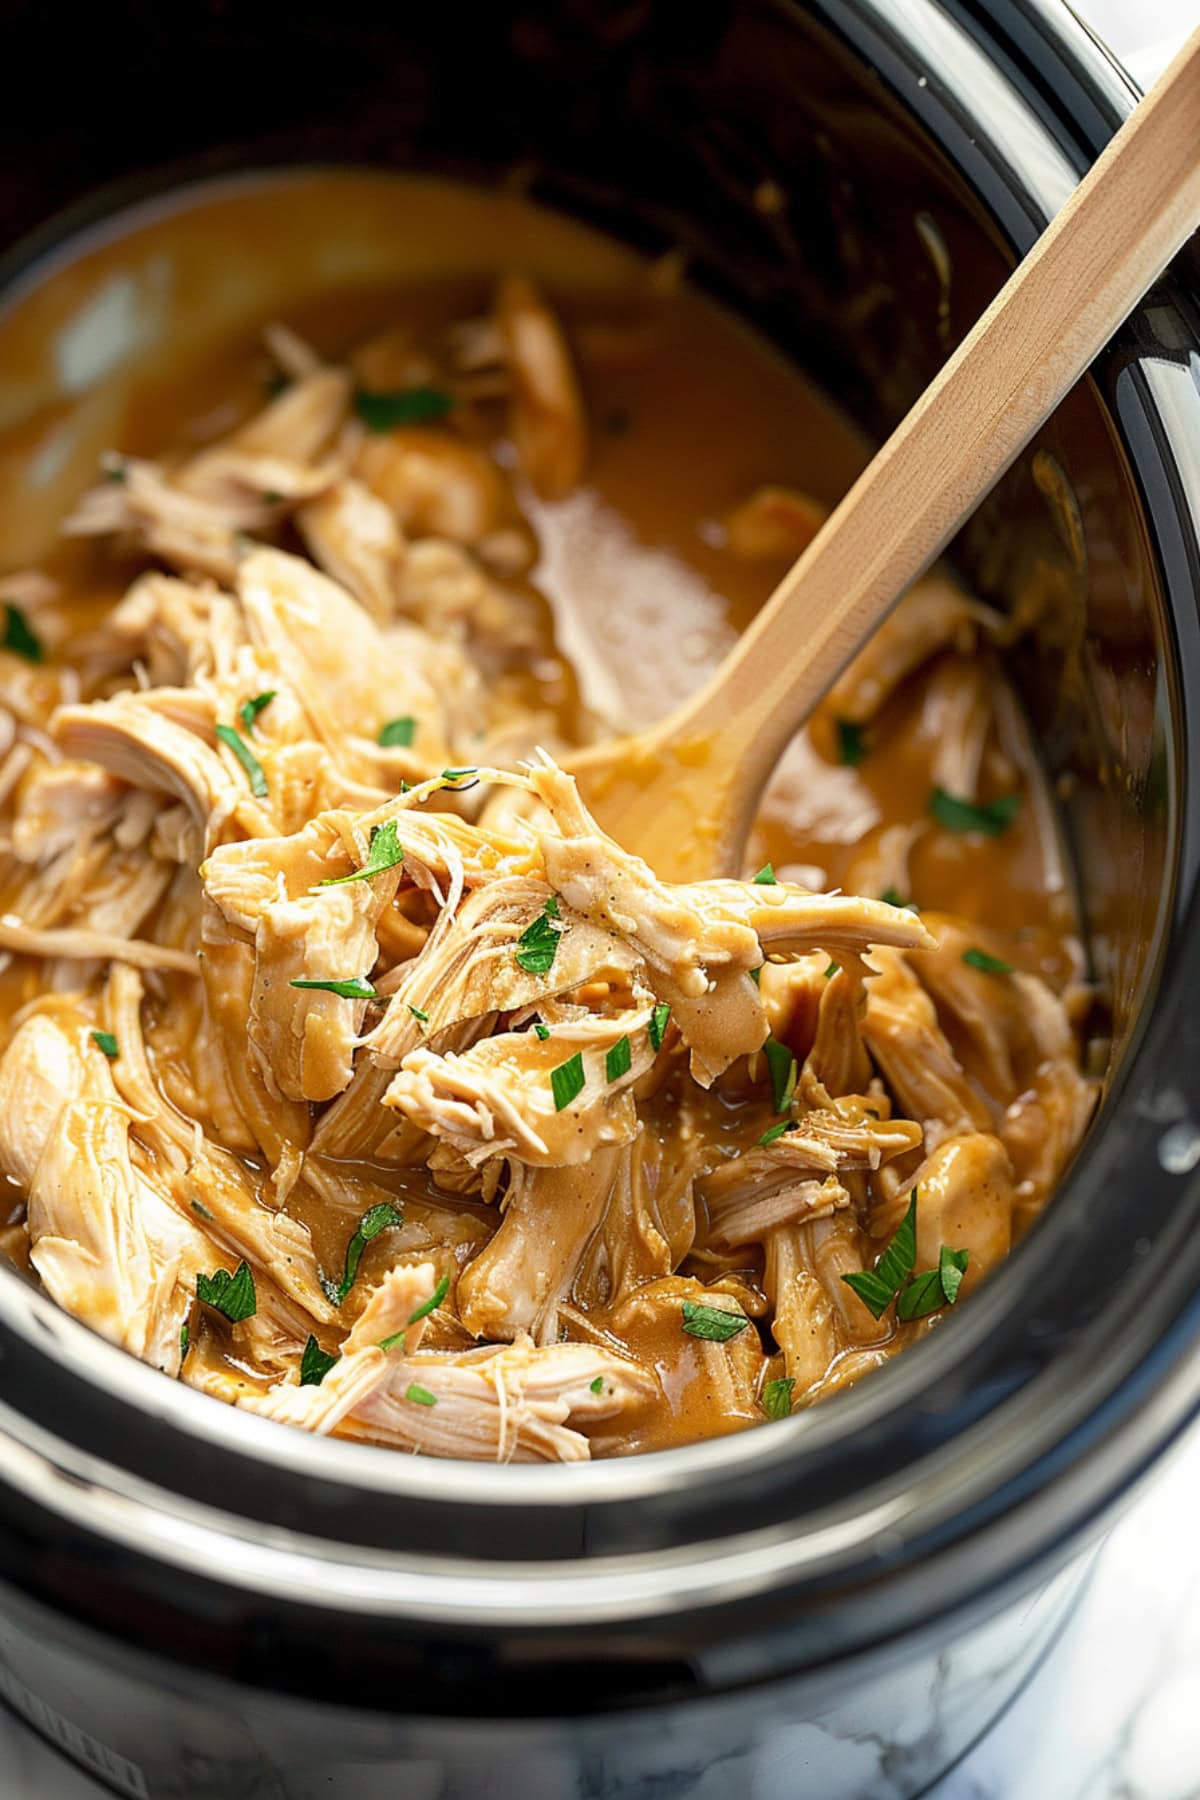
[290,975,377,1000]
[321,817,404,885]
[215,724,268,798]
[648,1002,671,1051]
[929,787,1020,836]
[605,1035,632,1083]
[760,1376,795,1420]
[408,1004,429,1024]
[191,1199,215,1222]
[589,1375,605,1394]
[962,947,1014,975]
[405,1382,438,1406]
[681,1299,749,1342]
[2,603,42,664]
[749,964,763,987]
[841,1192,918,1319]
[759,1120,799,1148]
[90,1030,118,1059]
[196,1259,257,1323]
[408,1272,450,1325]
[763,1037,797,1114]
[324,1203,403,1306]
[897,1246,970,1322]
[551,1052,585,1112]
[836,720,864,766]
[180,1322,190,1358]
[534,1023,550,1041]
[300,1335,340,1387]
[353,387,456,432]
[378,716,416,748]
[880,886,909,909]
[239,690,275,733]
[515,895,563,975]
[752,863,777,885]
[440,766,479,788]
[824,961,840,979]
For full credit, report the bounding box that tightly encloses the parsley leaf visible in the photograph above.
[824,961,840,979]
[836,720,864,766]
[589,1375,604,1394]
[321,818,404,885]
[378,716,416,748]
[239,691,275,733]
[897,1244,971,1322]
[90,1030,119,1059]
[354,387,456,432]
[2,603,43,663]
[515,896,563,975]
[760,1376,795,1420]
[180,1322,190,1358]
[880,886,909,908]
[191,1199,215,1221]
[939,1243,970,1305]
[290,975,377,1000]
[605,1035,632,1083]
[300,1335,340,1387]
[408,1004,429,1025]
[215,724,268,798]
[648,1002,671,1051]
[752,862,777,885]
[763,1037,797,1114]
[929,787,1020,836]
[407,1272,450,1325]
[440,766,479,791]
[841,1191,918,1318]
[196,1260,257,1323]
[551,1052,585,1112]
[962,947,1014,975]
[405,1382,438,1406]
[533,1022,550,1041]
[681,1299,749,1342]
[324,1203,403,1306]
[759,1120,799,1148]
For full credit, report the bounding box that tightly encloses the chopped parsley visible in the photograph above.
[824,961,840,979]
[378,716,416,748]
[880,886,910,909]
[752,863,777,885]
[215,724,268,798]
[551,1051,585,1112]
[962,947,1014,975]
[759,1120,799,1148]
[2,603,42,663]
[841,1192,918,1319]
[760,1376,795,1420]
[90,1029,119,1059]
[290,975,377,1000]
[533,1022,551,1041]
[196,1259,257,1324]
[405,1382,438,1406]
[323,1202,403,1306]
[179,1322,190,1359]
[928,786,1020,836]
[440,766,479,791]
[300,1335,340,1387]
[589,1375,605,1395]
[321,818,404,885]
[749,964,763,987]
[836,720,864,766]
[648,1002,672,1052]
[239,690,276,733]
[897,1246,970,1322]
[605,1035,632,1083]
[353,387,456,432]
[408,1272,450,1325]
[681,1299,750,1342]
[763,1037,797,1114]
[191,1199,215,1221]
[408,1004,429,1025]
[515,895,564,975]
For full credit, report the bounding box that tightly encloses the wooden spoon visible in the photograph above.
[571,26,1200,882]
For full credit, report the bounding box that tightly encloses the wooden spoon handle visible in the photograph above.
[668,25,1200,808]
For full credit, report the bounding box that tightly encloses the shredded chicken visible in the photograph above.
[0,270,1098,1462]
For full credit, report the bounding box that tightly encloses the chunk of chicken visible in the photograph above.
[874,1133,1015,1293]
[494,274,587,500]
[386,1003,656,1167]
[825,575,1001,725]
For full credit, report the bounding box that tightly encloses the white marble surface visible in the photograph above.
[2,2,1197,1796]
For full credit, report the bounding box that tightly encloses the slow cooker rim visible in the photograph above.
[0,0,1198,1666]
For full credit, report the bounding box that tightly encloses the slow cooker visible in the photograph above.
[0,1,1198,1794]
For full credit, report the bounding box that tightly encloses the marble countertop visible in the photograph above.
[2,4,1197,1797]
